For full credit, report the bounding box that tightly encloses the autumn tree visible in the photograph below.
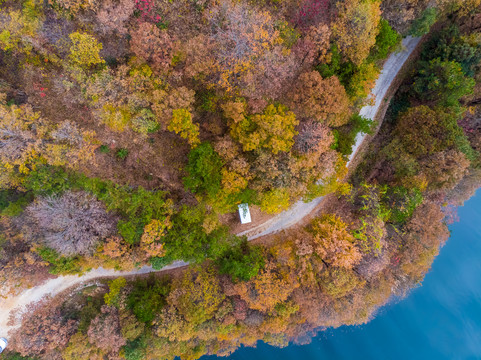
[87,305,126,353]
[104,277,127,307]
[319,267,365,299]
[238,45,300,102]
[419,149,470,189]
[380,0,430,34]
[399,201,450,282]
[154,306,196,342]
[62,332,104,360]
[0,98,96,180]
[349,183,388,255]
[227,103,299,154]
[294,120,334,155]
[15,305,78,356]
[310,214,362,269]
[0,0,43,53]
[251,146,341,201]
[437,0,481,16]
[331,0,381,65]
[289,71,350,126]
[69,32,105,68]
[168,108,200,147]
[260,188,291,214]
[140,217,171,259]
[177,34,217,79]
[152,86,196,128]
[346,61,380,100]
[50,0,98,14]
[393,105,468,158]
[130,22,173,72]
[95,0,135,35]
[25,191,116,256]
[215,136,252,196]
[119,309,145,341]
[168,266,225,325]
[233,260,298,312]
[207,1,280,89]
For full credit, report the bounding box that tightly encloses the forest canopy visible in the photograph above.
[1,0,481,359]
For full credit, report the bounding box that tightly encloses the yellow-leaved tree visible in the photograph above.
[226,102,299,154]
[168,108,200,147]
[332,0,381,66]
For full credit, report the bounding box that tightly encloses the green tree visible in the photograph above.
[104,277,127,307]
[421,25,481,77]
[183,142,223,199]
[369,19,401,61]
[216,239,265,282]
[162,205,242,263]
[412,58,475,106]
[127,276,170,324]
[409,7,438,37]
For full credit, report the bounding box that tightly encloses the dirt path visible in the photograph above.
[0,261,188,337]
[0,36,421,339]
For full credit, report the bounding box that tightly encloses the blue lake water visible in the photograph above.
[207,191,481,360]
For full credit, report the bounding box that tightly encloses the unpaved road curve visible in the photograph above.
[0,36,420,339]
[0,261,188,337]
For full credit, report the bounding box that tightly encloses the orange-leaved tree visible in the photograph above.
[289,71,350,126]
[310,214,362,269]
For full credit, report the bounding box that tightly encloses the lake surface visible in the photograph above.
[206,191,481,360]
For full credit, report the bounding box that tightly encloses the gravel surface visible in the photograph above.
[0,36,421,339]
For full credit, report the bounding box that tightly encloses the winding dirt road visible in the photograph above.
[0,36,421,338]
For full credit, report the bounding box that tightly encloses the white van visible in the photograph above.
[238,203,252,224]
[0,338,8,353]
[0,337,7,353]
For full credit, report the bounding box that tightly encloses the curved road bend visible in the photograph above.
[0,36,421,338]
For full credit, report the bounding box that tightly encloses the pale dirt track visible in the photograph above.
[0,36,420,339]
